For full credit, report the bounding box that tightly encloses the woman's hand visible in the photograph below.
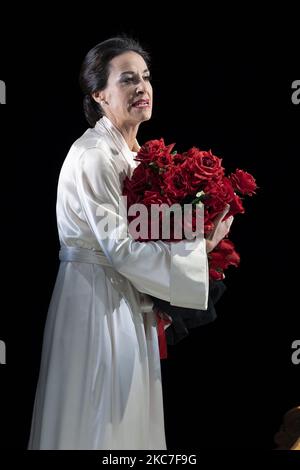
[205,204,234,253]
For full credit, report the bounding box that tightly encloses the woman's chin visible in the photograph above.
[130,108,152,122]
[141,113,152,122]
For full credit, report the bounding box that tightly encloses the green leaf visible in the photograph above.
[190,192,206,205]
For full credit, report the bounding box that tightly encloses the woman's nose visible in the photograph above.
[135,86,145,95]
[135,78,147,94]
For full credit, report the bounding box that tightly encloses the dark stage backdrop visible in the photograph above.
[0,13,299,451]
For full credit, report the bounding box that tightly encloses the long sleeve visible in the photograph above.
[75,147,209,309]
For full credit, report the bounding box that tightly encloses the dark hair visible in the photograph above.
[79,36,150,127]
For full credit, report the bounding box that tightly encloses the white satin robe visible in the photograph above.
[27,115,209,450]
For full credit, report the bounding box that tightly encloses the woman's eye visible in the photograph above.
[122,75,151,84]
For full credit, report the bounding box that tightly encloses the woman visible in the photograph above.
[28,36,233,450]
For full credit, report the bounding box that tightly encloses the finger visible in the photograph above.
[213,205,230,225]
[220,204,230,221]
[227,215,234,226]
[209,206,232,241]
[224,216,234,236]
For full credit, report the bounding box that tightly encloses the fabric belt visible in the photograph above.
[59,245,113,267]
[59,245,153,311]
[59,245,172,359]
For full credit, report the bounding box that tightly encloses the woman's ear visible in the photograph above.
[92,91,102,104]
[92,91,109,106]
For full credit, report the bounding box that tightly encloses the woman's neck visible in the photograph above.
[118,123,140,151]
[107,115,139,151]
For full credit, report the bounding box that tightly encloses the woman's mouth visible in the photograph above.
[132,99,150,108]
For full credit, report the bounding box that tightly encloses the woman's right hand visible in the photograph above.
[205,204,234,253]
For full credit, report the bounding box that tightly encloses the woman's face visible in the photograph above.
[95,51,153,128]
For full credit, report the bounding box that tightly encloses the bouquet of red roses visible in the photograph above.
[122,139,257,357]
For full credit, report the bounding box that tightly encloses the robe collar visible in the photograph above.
[95,116,140,164]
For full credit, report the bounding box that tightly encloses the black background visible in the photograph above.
[0,8,299,451]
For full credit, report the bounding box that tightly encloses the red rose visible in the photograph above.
[209,239,240,269]
[204,177,235,223]
[122,176,141,207]
[135,139,175,167]
[208,239,240,280]
[163,166,192,201]
[209,267,225,281]
[125,165,162,199]
[206,177,235,204]
[228,193,245,217]
[141,190,171,206]
[183,148,225,185]
[171,153,187,166]
[136,139,165,161]
[209,250,229,271]
[229,169,257,196]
